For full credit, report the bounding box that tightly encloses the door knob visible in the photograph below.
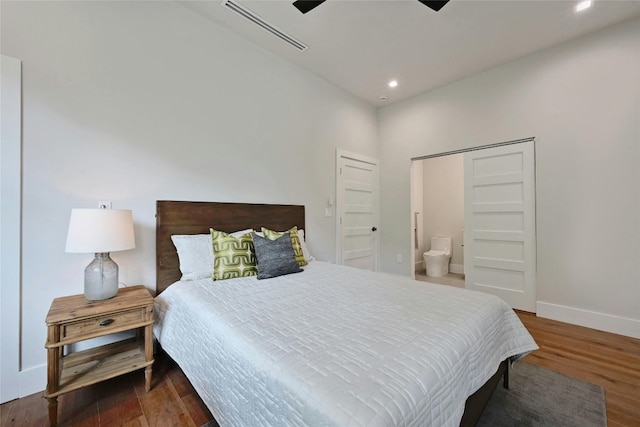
[372,227,377,232]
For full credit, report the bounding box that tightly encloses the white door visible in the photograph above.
[1,55,22,403]
[464,140,536,312]
[336,150,379,270]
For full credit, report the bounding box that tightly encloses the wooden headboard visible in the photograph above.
[156,200,305,295]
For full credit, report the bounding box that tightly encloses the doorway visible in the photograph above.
[411,138,537,312]
[412,154,465,288]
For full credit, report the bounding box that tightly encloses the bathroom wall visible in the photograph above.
[421,154,464,273]
[410,160,424,271]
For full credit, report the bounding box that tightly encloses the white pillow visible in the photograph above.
[171,229,254,281]
[297,229,313,262]
[171,234,212,281]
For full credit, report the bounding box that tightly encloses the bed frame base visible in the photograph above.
[460,359,508,426]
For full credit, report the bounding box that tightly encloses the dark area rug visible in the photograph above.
[477,361,607,427]
[202,361,607,427]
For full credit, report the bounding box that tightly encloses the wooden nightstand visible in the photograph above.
[44,285,154,427]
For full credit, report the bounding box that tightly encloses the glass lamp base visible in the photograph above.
[84,253,119,300]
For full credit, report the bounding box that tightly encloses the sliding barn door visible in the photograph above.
[464,141,537,312]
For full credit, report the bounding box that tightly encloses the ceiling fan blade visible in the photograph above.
[418,0,450,12]
[293,0,326,14]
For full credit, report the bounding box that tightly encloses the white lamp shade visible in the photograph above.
[65,209,135,253]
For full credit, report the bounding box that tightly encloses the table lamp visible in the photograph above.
[65,208,135,300]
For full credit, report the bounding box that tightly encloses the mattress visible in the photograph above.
[154,261,538,427]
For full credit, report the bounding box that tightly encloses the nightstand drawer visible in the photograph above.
[62,308,144,339]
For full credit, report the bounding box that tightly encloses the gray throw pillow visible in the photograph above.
[253,232,302,280]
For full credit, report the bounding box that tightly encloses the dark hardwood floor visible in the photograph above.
[2,312,639,426]
[0,351,214,427]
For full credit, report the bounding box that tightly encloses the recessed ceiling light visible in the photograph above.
[388,80,398,88]
[576,0,591,12]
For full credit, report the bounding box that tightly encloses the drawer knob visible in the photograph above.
[99,318,114,327]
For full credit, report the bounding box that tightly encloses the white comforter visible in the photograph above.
[154,261,537,427]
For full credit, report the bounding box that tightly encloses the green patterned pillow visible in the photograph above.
[210,229,257,280]
[261,226,308,267]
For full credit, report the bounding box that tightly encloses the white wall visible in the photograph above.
[421,154,464,273]
[378,17,640,338]
[0,1,378,397]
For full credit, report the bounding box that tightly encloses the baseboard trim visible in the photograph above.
[537,301,640,339]
[19,363,46,397]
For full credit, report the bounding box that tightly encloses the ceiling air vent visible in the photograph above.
[221,0,308,52]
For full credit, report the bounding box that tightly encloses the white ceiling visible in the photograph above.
[179,0,640,106]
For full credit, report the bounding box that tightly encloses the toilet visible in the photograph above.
[423,237,452,277]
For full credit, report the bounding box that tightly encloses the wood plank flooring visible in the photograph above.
[0,351,214,427]
[517,311,640,427]
[2,312,639,426]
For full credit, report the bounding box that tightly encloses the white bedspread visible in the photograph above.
[154,261,537,427]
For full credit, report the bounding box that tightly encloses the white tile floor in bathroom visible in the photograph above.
[415,270,465,288]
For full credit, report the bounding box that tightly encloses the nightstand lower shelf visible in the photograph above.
[45,286,154,427]
[48,337,153,398]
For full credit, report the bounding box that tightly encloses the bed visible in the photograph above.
[153,200,538,427]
